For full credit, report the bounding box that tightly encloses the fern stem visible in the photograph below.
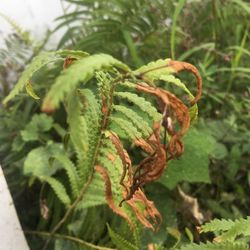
[25,230,116,250]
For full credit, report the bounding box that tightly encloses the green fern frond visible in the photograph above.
[201,218,236,232]
[107,224,139,250]
[109,116,142,140]
[53,154,80,198]
[40,176,71,207]
[160,74,194,98]
[114,91,162,122]
[201,217,250,242]
[42,54,130,110]
[133,58,173,76]
[179,242,249,250]
[3,52,59,104]
[76,173,105,209]
[96,136,131,207]
[76,89,102,180]
[3,50,89,105]
[113,105,153,138]
[67,90,89,179]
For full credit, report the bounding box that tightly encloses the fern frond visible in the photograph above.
[114,91,162,122]
[42,54,130,111]
[107,224,139,250]
[76,89,102,180]
[160,74,194,98]
[67,90,89,180]
[53,155,80,198]
[201,218,236,232]
[109,116,142,140]
[133,58,173,76]
[40,176,71,207]
[3,52,59,104]
[179,242,249,250]
[113,105,153,138]
[147,73,198,122]
[201,217,250,242]
[25,80,40,100]
[76,173,105,209]
[3,50,89,105]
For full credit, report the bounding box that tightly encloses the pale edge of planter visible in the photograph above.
[0,166,29,250]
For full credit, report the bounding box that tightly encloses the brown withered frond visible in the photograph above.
[136,83,190,159]
[168,60,202,106]
[94,165,134,227]
[126,189,162,231]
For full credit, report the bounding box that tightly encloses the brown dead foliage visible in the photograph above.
[139,60,202,106]
[101,131,162,230]
[168,60,202,106]
[132,122,167,188]
[136,83,190,159]
[126,189,162,231]
[94,165,133,227]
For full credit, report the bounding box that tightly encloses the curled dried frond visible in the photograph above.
[136,83,190,159]
[126,189,162,231]
[94,165,133,227]
[138,59,202,106]
[168,60,202,106]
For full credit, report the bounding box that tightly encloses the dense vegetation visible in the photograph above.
[0,0,249,249]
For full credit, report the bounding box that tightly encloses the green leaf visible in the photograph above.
[21,113,53,141]
[41,176,71,207]
[53,154,80,198]
[23,143,64,176]
[211,142,228,160]
[25,80,40,99]
[160,128,216,189]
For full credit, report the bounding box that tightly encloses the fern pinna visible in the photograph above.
[4,50,202,247]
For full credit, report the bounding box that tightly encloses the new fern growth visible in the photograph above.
[4,50,202,245]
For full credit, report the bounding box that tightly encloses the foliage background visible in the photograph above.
[0,0,249,249]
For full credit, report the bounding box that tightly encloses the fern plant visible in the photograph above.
[176,217,250,250]
[4,50,202,249]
